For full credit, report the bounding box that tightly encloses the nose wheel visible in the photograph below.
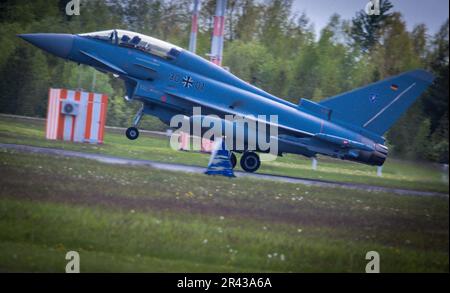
[126,105,144,140]
[240,151,260,173]
[126,127,139,140]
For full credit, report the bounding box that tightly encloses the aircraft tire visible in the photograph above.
[240,151,260,173]
[126,127,140,140]
[230,152,237,169]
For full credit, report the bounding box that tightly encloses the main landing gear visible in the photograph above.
[229,152,260,173]
[230,152,237,169]
[240,151,260,173]
[126,105,144,140]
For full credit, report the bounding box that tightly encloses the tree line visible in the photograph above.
[0,0,448,163]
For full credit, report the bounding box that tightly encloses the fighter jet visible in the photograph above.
[18,30,434,173]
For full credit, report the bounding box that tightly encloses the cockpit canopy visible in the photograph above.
[78,29,182,59]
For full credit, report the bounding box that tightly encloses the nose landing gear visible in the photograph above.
[126,127,139,140]
[126,105,144,140]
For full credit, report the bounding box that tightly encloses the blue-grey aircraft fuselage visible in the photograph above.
[18,29,435,172]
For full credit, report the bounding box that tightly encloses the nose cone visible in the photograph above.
[18,33,74,59]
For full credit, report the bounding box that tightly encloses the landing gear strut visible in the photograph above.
[126,105,144,140]
[240,151,260,173]
[230,152,237,169]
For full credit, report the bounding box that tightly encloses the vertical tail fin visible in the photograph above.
[319,70,435,135]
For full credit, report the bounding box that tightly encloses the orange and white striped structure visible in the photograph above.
[46,88,108,144]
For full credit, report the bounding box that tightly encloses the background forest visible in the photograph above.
[0,0,448,163]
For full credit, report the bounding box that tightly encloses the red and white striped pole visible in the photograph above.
[210,0,227,66]
[181,0,201,152]
[188,0,201,53]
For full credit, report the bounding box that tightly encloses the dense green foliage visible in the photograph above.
[0,0,448,162]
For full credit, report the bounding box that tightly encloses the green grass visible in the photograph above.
[0,149,448,272]
[0,115,448,193]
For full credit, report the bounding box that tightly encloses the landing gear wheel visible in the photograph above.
[230,152,237,169]
[240,152,260,173]
[126,127,140,140]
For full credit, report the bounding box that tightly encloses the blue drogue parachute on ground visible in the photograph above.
[205,138,235,178]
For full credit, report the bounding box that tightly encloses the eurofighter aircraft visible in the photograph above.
[19,30,434,173]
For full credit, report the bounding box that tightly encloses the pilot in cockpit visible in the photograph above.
[79,29,182,60]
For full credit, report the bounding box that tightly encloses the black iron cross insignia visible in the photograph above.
[182,76,194,88]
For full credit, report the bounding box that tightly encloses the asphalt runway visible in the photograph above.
[0,143,448,198]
